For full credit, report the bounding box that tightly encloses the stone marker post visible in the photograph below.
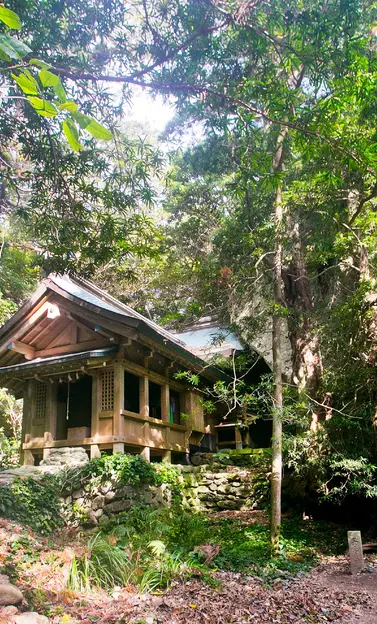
[347,530,364,575]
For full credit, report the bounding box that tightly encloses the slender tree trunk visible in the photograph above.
[271,128,287,547]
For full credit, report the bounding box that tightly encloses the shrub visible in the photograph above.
[0,476,63,534]
[0,429,20,469]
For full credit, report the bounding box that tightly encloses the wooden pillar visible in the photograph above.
[113,357,124,439]
[140,375,149,417]
[140,446,150,462]
[91,370,101,442]
[43,448,51,461]
[235,426,243,450]
[113,442,125,454]
[20,380,33,464]
[90,444,101,459]
[161,384,170,422]
[162,450,171,463]
[23,450,34,466]
[27,380,36,443]
[44,383,57,443]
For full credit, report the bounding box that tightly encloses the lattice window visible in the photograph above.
[101,369,114,411]
[35,382,47,420]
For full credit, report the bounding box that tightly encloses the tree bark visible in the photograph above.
[282,220,323,399]
[271,127,287,547]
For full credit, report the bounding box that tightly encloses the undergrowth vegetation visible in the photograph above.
[66,506,346,592]
[0,454,182,534]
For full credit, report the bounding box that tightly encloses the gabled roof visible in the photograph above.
[0,274,228,383]
[172,317,244,360]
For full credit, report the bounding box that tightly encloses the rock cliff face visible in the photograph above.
[230,289,292,377]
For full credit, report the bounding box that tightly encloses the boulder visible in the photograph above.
[0,583,23,605]
[81,509,98,527]
[104,499,131,514]
[13,613,49,624]
[1,605,18,616]
[91,495,104,510]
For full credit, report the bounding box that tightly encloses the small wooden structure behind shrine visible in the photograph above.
[0,275,227,465]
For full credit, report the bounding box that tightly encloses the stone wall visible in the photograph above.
[62,450,270,526]
[0,448,270,527]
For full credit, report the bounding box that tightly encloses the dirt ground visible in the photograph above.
[312,556,377,624]
[49,558,377,623]
[2,516,377,623]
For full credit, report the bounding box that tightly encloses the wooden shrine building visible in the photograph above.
[0,275,228,465]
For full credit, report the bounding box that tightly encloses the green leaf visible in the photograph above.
[71,112,112,139]
[54,82,66,103]
[39,69,66,102]
[86,119,113,140]
[11,71,39,95]
[39,70,66,102]
[29,58,51,69]
[0,7,21,30]
[0,34,31,57]
[27,97,58,117]
[62,119,82,151]
[71,111,91,129]
[58,100,78,112]
[0,37,18,60]
[38,69,59,87]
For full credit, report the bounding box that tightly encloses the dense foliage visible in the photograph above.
[3,0,377,521]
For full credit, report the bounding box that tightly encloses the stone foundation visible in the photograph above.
[62,461,269,526]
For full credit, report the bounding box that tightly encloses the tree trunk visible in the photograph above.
[271,128,286,547]
[282,220,324,402]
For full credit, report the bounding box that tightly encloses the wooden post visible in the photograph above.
[140,446,150,462]
[113,356,125,439]
[23,450,34,466]
[140,375,149,417]
[235,426,243,450]
[161,384,170,422]
[44,383,57,443]
[162,450,171,463]
[113,442,125,454]
[20,380,33,464]
[91,371,101,442]
[28,379,36,443]
[43,448,51,461]
[90,444,101,459]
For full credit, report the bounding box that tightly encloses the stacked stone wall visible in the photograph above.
[62,450,270,526]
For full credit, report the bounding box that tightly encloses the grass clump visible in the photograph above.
[68,533,132,591]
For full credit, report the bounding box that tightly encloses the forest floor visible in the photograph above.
[1,514,377,624]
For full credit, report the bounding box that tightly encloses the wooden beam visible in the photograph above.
[8,340,36,360]
[24,318,56,347]
[43,321,72,350]
[34,338,109,358]
[123,358,188,393]
[0,299,50,353]
[143,349,154,369]
[165,361,175,378]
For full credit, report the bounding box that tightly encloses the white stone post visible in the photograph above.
[347,530,364,574]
